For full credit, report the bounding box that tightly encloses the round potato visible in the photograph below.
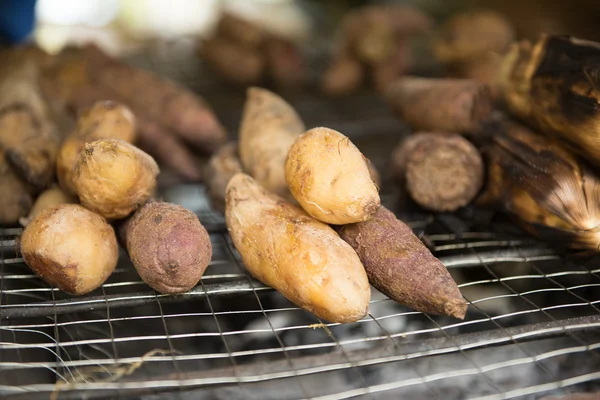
[285,127,380,224]
[20,204,118,295]
[72,139,159,219]
[120,202,212,294]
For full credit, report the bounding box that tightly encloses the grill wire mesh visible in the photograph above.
[1,40,600,400]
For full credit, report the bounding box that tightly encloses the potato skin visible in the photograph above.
[205,141,243,213]
[285,127,380,225]
[337,206,467,320]
[20,204,118,295]
[75,101,137,143]
[239,87,305,199]
[120,202,212,294]
[20,185,77,227]
[72,139,159,219]
[225,173,371,323]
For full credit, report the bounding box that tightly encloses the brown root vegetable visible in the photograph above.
[225,173,371,323]
[285,127,380,224]
[215,12,267,50]
[19,185,77,227]
[75,101,136,143]
[337,206,467,319]
[385,76,493,134]
[205,141,243,213]
[72,139,159,219]
[0,58,60,189]
[432,9,514,65]
[57,101,137,195]
[321,55,365,97]
[239,87,305,199]
[120,202,212,294]
[198,36,265,86]
[389,133,434,184]
[82,44,227,154]
[392,133,484,212]
[20,204,118,295]
[0,151,33,225]
[449,52,503,100]
[263,37,306,89]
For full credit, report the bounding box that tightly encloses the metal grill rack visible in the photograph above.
[1,40,599,400]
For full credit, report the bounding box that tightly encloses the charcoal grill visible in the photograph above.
[1,40,599,400]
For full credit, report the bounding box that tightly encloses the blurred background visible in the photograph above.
[2,0,600,57]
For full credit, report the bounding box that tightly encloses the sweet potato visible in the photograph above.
[72,139,159,219]
[285,127,380,225]
[120,202,212,294]
[19,185,77,227]
[225,173,371,323]
[336,206,467,319]
[0,151,33,225]
[205,142,243,213]
[0,58,59,189]
[385,77,494,134]
[20,204,119,295]
[57,101,137,194]
[199,36,265,86]
[391,132,484,212]
[82,45,227,153]
[239,87,305,199]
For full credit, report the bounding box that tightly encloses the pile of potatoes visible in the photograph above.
[18,101,212,296]
[207,87,467,324]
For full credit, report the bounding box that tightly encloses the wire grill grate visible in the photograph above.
[1,41,599,399]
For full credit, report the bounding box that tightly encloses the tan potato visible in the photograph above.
[239,87,305,199]
[75,101,136,142]
[225,173,371,323]
[205,141,243,213]
[20,204,119,295]
[120,202,212,294]
[56,135,86,195]
[19,185,77,227]
[72,139,159,219]
[285,127,380,225]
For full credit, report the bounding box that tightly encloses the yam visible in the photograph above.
[321,55,365,97]
[285,127,380,225]
[336,206,467,319]
[199,36,265,86]
[239,87,305,199]
[384,76,493,134]
[392,132,484,212]
[120,202,212,294]
[264,37,306,89]
[205,141,243,213]
[225,173,371,323]
[20,204,118,295]
[72,139,159,219]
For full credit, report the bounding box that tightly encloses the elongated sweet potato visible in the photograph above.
[336,206,467,319]
[205,141,243,213]
[239,87,305,199]
[72,139,159,219]
[285,127,380,225]
[225,173,371,323]
[20,204,118,295]
[120,202,212,294]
